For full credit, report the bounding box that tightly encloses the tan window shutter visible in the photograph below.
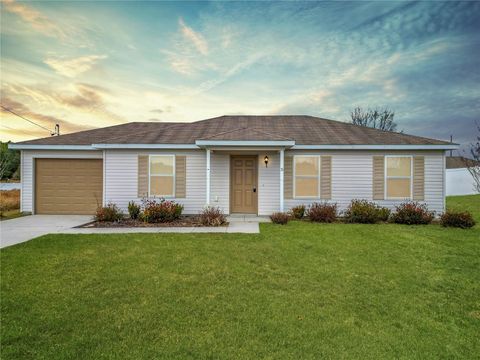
[373,156,385,200]
[284,156,293,199]
[413,156,425,201]
[175,155,186,198]
[320,156,332,199]
[138,155,149,198]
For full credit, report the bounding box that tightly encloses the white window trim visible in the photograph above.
[384,155,413,200]
[148,154,176,198]
[293,155,321,199]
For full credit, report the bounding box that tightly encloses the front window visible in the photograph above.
[294,156,320,198]
[385,156,412,199]
[149,155,175,197]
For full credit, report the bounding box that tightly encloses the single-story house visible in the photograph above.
[10,115,458,216]
[446,156,480,196]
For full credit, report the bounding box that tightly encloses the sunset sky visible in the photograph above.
[1,1,479,151]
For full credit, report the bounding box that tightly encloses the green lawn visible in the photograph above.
[1,196,479,359]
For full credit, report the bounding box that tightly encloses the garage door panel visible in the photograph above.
[35,159,103,215]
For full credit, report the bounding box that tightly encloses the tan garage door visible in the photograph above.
[35,159,103,215]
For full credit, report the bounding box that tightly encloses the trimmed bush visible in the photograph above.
[440,211,475,229]
[290,205,306,220]
[128,201,141,220]
[197,206,227,226]
[343,199,390,224]
[95,203,123,222]
[270,212,290,225]
[141,198,183,223]
[391,202,434,225]
[307,202,337,223]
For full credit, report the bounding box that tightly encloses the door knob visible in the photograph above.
[253,187,257,193]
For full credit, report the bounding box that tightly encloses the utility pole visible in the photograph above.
[449,135,453,157]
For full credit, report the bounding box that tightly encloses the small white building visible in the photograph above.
[446,157,479,196]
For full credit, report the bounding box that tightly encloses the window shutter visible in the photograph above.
[373,156,385,200]
[138,155,149,198]
[413,156,425,201]
[284,156,293,199]
[320,156,332,199]
[175,155,186,198]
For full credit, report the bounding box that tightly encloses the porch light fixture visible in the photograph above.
[264,155,269,167]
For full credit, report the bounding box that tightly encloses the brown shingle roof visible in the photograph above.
[15,115,453,146]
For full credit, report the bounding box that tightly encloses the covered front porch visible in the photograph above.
[199,139,294,215]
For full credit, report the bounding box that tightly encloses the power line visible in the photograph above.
[1,105,54,135]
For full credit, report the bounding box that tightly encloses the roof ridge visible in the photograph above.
[248,127,293,141]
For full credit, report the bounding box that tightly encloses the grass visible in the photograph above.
[1,196,479,359]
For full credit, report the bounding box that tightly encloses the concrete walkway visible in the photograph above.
[1,215,265,248]
[0,215,92,248]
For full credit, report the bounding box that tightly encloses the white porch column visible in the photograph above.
[206,148,211,205]
[279,148,284,212]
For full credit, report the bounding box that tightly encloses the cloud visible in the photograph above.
[2,0,66,38]
[179,18,208,55]
[44,55,107,78]
[0,95,91,135]
[150,107,173,114]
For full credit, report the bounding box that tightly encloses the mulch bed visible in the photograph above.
[79,216,228,228]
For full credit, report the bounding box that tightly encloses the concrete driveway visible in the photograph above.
[0,215,92,249]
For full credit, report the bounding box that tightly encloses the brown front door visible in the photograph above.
[230,156,258,214]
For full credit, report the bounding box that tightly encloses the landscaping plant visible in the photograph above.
[270,212,290,224]
[197,206,227,226]
[343,199,390,224]
[128,201,141,220]
[289,205,305,219]
[440,210,476,229]
[307,202,337,223]
[391,202,434,225]
[141,198,183,223]
[94,203,123,222]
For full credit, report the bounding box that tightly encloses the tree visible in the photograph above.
[350,106,397,132]
[464,121,480,193]
[0,142,20,180]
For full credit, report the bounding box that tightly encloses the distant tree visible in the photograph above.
[0,142,20,180]
[464,121,480,193]
[351,106,397,132]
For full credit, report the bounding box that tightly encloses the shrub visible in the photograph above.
[197,206,227,226]
[289,205,306,220]
[0,190,20,217]
[307,202,337,223]
[270,212,290,225]
[343,199,391,224]
[128,201,141,220]
[141,198,183,223]
[95,203,123,222]
[391,202,434,225]
[377,206,391,222]
[440,211,475,229]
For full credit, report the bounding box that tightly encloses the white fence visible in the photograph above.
[446,167,479,196]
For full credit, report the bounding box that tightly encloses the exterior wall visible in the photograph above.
[446,167,479,196]
[20,150,103,213]
[104,150,207,214]
[284,150,446,214]
[19,149,446,216]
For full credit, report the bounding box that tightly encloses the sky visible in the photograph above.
[1,1,479,152]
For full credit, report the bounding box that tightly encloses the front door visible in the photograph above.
[230,156,258,214]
